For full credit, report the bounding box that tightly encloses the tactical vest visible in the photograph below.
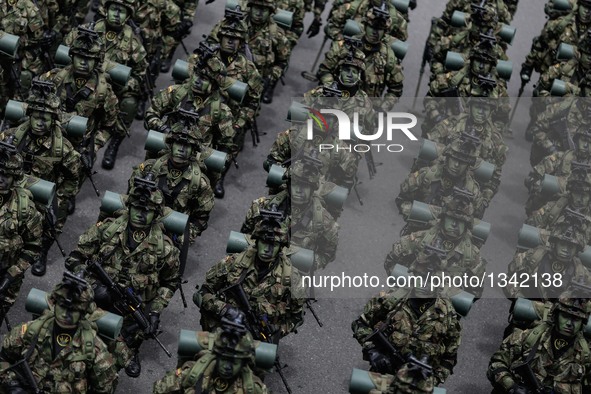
[147,157,202,208]
[184,352,256,394]
[0,188,32,268]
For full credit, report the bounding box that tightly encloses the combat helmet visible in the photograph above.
[289,157,322,187]
[70,27,105,61]
[578,30,591,57]
[566,163,591,192]
[391,355,435,394]
[192,41,227,85]
[470,38,498,67]
[247,0,276,11]
[470,2,498,28]
[0,137,23,180]
[251,213,289,246]
[26,80,61,118]
[219,8,248,40]
[364,2,393,30]
[212,311,256,361]
[49,271,96,314]
[554,291,591,321]
[441,188,475,225]
[166,118,202,151]
[128,173,165,215]
[101,0,136,18]
[443,133,481,166]
[549,220,586,252]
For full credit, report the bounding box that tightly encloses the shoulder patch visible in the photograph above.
[21,323,27,335]
[139,162,145,171]
[175,368,182,376]
[96,221,103,227]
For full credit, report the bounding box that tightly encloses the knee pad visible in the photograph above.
[119,97,138,126]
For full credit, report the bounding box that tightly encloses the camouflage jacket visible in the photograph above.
[40,66,121,151]
[526,196,591,243]
[0,0,45,65]
[172,0,198,20]
[396,161,484,219]
[187,50,263,128]
[384,226,485,297]
[241,190,339,271]
[317,38,404,99]
[488,322,591,393]
[526,150,586,193]
[7,121,81,201]
[504,246,591,300]
[145,83,236,154]
[65,20,148,94]
[326,0,408,42]
[537,59,588,97]
[65,214,180,313]
[0,186,42,281]
[134,0,181,56]
[199,247,305,336]
[0,312,117,393]
[129,154,214,242]
[153,351,267,394]
[431,30,509,70]
[351,287,461,384]
[276,0,306,44]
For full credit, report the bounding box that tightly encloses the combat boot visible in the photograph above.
[67,196,76,215]
[32,236,53,276]
[135,100,147,120]
[262,79,278,104]
[160,54,174,73]
[214,174,226,199]
[125,351,141,378]
[102,136,124,170]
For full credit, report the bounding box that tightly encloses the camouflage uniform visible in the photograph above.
[0,274,118,393]
[153,320,268,394]
[384,198,485,297]
[317,9,404,102]
[0,0,46,104]
[65,183,180,376]
[504,222,591,300]
[326,0,408,42]
[161,0,198,70]
[351,287,461,384]
[488,297,591,393]
[128,126,214,243]
[276,0,306,48]
[197,219,305,338]
[0,147,42,318]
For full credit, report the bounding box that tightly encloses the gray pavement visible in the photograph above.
[3,0,553,392]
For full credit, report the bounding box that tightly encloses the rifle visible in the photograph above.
[223,281,292,394]
[80,152,100,197]
[86,259,172,358]
[305,298,323,327]
[250,117,260,147]
[9,61,26,100]
[4,325,44,393]
[364,325,407,370]
[178,278,188,308]
[509,80,526,126]
[46,203,66,257]
[413,17,437,110]
[366,150,377,179]
[512,361,549,394]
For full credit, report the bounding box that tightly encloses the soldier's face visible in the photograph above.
[557,311,583,337]
[107,3,129,28]
[364,25,385,44]
[216,356,244,379]
[0,173,14,193]
[445,156,469,178]
[256,239,281,262]
[579,4,591,23]
[30,111,53,135]
[55,302,81,329]
[250,5,270,25]
[290,182,313,205]
[470,59,492,76]
[171,142,193,165]
[576,135,591,156]
[553,239,578,262]
[581,52,591,70]
[191,75,211,95]
[442,215,466,238]
[339,65,361,87]
[221,35,241,54]
[129,205,155,227]
[72,54,96,77]
[570,189,591,209]
[469,102,492,124]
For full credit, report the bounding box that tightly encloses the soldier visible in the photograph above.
[65,0,148,170]
[326,0,408,42]
[196,216,305,339]
[65,176,180,377]
[526,169,591,240]
[40,27,123,213]
[396,136,486,223]
[196,11,263,152]
[0,143,42,321]
[504,220,591,300]
[128,124,214,243]
[317,7,404,106]
[242,159,339,272]
[525,127,591,213]
[145,55,237,198]
[0,0,46,105]
[384,194,486,297]
[276,0,307,50]
[351,274,461,384]
[0,272,118,393]
[4,81,81,277]
[152,312,268,394]
[364,357,438,394]
[160,0,198,72]
[488,294,591,393]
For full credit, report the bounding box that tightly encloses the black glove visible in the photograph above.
[177,19,193,39]
[0,275,14,297]
[38,30,58,47]
[520,64,533,84]
[364,348,393,373]
[81,152,93,171]
[158,124,171,134]
[547,145,558,155]
[147,312,160,336]
[508,383,530,394]
[409,0,417,9]
[221,304,243,323]
[6,381,28,394]
[307,18,322,38]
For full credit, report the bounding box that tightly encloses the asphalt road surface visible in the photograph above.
[3,0,552,393]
